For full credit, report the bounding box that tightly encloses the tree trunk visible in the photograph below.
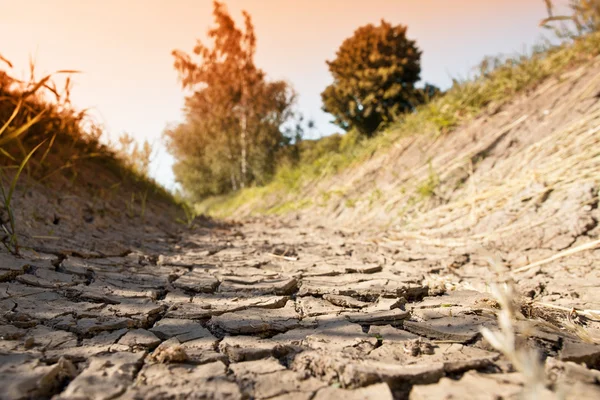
[230,171,238,191]
[227,151,239,191]
[240,112,247,188]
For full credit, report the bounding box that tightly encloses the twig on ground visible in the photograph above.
[512,238,600,274]
[267,253,298,261]
[532,302,600,321]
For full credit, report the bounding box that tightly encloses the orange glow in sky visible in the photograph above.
[1,0,564,188]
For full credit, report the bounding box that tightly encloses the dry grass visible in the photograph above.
[1,56,181,251]
[512,238,600,274]
[0,62,71,253]
[380,81,600,352]
[0,56,173,198]
[383,99,600,245]
[199,31,600,217]
[381,99,599,392]
[0,141,46,253]
[475,249,598,398]
[480,283,548,398]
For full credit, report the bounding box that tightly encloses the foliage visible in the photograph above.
[176,201,197,228]
[166,1,297,200]
[0,54,176,244]
[1,141,46,254]
[198,30,600,217]
[321,19,438,137]
[116,133,153,177]
[0,58,77,254]
[416,161,439,199]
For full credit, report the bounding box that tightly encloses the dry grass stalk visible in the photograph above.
[533,302,600,321]
[512,238,600,274]
[267,253,298,261]
[384,103,600,244]
[478,253,548,399]
[529,302,600,344]
[480,284,547,398]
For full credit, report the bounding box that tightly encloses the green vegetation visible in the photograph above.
[0,65,70,254]
[344,198,357,208]
[416,162,439,199]
[176,201,197,228]
[269,198,313,215]
[321,19,438,136]
[165,1,298,200]
[0,56,178,253]
[199,27,600,217]
[116,133,153,178]
[0,141,45,254]
[368,189,383,208]
[165,6,441,202]
[5,0,600,226]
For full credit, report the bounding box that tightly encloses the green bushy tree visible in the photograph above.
[165,1,296,200]
[321,20,436,137]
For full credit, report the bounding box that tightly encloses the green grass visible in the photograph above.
[416,162,440,199]
[267,198,313,215]
[176,200,198,227]
[368,189,383,207]
[0,141,46,254]
[197,32,600,217]
[344,198,357,208]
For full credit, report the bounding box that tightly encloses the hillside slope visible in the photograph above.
[0,68,194,257]
[292,56,600,248]
[205,42,600,247]
[2,37,600,400]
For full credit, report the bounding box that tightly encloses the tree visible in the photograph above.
[116,133,152,177]
[165,1,296,199]
[321,20,429,137]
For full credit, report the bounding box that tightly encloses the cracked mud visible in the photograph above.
[1,215,599,400]
[2,60,600,399]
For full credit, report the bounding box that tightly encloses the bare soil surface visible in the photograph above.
[1,212,599,399]
[1,58,600,400]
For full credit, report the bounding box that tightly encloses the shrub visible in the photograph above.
[321,20,438,137]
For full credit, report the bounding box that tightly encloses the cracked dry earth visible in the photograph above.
[1,217,600,400]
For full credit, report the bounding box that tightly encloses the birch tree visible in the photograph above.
[166,1,295,198]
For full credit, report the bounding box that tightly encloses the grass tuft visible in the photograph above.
[1,140,46,254]
[478,252,548,398]
[416,161,439,199]
[1,56,182,247]
[198,31,600,217]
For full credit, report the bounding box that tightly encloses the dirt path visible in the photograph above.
[2,52,600,400]
[1,214,599,400]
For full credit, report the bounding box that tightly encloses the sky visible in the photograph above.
[1,0,569,189]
